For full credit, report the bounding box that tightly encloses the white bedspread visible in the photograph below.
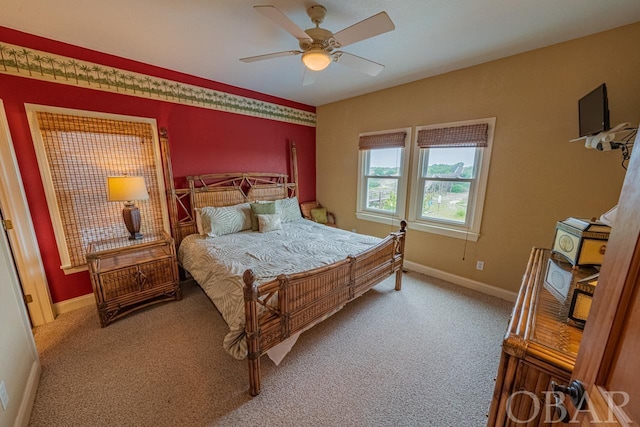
[178,219,381,360]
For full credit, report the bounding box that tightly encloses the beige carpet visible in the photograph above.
[28,271,511,427]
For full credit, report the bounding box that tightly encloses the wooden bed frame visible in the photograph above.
[160,133,407,396]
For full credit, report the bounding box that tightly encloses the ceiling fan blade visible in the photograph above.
[254,5,312,42]
[333,12,395,47]
[334,52,384,76]
[240,50,302,63]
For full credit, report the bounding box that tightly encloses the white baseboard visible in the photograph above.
[53,293,95,315]
[14,359,41,427]
[403,260,517,302]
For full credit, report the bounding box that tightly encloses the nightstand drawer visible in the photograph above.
[96,245,174,272]
[99,257,176,301]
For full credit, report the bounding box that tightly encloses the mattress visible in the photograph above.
[178,219,382,360]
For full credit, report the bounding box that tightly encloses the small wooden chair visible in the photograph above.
[300,201,336,227]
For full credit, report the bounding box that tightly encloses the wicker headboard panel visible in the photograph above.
[170,173,296,247]
[247,185,288,201]
[192,186,246,208]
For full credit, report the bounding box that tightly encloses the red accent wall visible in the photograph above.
[0,26,316,303]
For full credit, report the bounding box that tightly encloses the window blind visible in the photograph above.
[417,123,489,148]
[358,131,407,150]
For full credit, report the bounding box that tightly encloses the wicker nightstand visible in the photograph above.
[86,231,181,327]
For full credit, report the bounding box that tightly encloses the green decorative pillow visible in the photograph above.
[310,207,328,224]
[250,202,275,231]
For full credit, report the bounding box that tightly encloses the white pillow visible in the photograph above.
[275,197,302,223]
[200,203,251,237]
[257,213,282,233]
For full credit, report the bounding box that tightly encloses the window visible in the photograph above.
[27,105,170,273]
[356,128,411,225]
[408,118,495,241]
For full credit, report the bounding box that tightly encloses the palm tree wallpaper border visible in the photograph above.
[0,42,316,127]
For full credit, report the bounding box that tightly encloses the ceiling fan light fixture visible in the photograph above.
[302,50,332,71]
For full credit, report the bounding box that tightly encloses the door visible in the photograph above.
[562,128,640,425]
[0,98,54,325]
[0,189,41,425]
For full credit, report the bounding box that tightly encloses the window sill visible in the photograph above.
[356,211,406,227]
[61,264,88,275]
[356,212,480,241]
[407,220,480,241]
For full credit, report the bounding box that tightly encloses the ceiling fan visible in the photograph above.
[240,4,395,83]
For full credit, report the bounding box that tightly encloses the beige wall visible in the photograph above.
[316,22,640,294]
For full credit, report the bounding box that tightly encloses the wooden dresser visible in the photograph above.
[86,231,181,327]
[487,247,597,426]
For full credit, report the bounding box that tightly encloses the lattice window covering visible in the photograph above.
[417,123,489,148]
[35,112,165,269]
[358,132,407,150]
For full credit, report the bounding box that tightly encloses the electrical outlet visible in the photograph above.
[351,229,357,233]
[0,380,9,411]
[476,261,485,271]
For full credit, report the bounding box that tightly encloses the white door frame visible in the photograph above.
[0,99,54,325]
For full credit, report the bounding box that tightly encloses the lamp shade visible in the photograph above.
[301,49,332,71]
[106,176,149,202]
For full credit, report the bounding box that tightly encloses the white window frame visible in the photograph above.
[408,118,495,241]
[356,128,411,226]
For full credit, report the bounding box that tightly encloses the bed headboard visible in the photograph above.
[158,129,300,248]
[170,173,297,247]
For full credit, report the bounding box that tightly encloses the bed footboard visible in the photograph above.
[243,221,407,396]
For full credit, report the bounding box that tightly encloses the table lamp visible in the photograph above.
[107,176,149,240]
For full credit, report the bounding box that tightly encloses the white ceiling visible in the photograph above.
[3,0,640,107]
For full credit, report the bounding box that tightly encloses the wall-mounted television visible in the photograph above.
[578,83,610,137]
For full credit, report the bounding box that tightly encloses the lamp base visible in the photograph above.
[122,203,143,240]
